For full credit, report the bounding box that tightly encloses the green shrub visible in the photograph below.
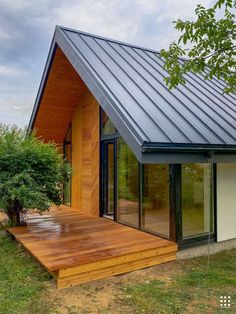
[0,124,70,226]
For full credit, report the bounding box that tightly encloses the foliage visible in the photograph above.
[143,164,169,209]
[0,124,70,226]
[160,0,236,94]
[117,138,139,201]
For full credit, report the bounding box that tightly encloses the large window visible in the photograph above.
[100,107,215,245]
[117,138,139,227]
[182,164,213,239]
[142,164,170,237]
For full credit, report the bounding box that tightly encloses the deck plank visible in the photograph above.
[8,206,177,288]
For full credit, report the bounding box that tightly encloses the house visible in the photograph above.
[22,25,236,286]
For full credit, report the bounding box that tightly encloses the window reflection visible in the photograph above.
[142,164,170,237]
[182,164,213,238]
[117,138,139,227]
[101,110,116,135]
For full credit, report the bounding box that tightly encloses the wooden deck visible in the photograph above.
[8,206,177,288]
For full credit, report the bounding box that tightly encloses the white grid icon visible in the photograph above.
[220,295,231,308]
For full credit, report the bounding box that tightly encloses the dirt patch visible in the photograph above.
[46,260,183,314]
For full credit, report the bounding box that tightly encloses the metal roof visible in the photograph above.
[29,26,236,163]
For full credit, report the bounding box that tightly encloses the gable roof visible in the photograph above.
[29,26,236,163]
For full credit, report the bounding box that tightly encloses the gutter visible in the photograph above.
[141,142,236,153]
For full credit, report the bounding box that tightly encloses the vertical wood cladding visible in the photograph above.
[71,89,100,216]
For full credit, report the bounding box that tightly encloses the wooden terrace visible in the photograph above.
[8,206,177,288]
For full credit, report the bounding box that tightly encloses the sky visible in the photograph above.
[0,0,212,127]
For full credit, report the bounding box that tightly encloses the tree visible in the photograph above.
[160,0,236,94]
[0,124,70,226]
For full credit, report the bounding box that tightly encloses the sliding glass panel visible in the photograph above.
[182,164,213,238]
[117,138,139,227]
[101,109,116,136]
[142,164,170,237]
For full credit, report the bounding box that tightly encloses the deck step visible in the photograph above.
[57,251,176,288]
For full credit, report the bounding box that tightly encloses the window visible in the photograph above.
[101,109,116,136]
[117,138,139,227]
[182,164,213,239]
[63,126,72,206]
[142,164,170,237]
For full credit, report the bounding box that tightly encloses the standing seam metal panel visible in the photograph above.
[61,27,236,147]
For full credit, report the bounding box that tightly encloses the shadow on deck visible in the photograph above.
[8,206,177,288]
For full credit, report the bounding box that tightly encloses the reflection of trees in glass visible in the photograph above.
[182,163,213,238]
[117,138,138,201]
[101,110,116,135]
[143,165,169,209]
[182,164,205,208]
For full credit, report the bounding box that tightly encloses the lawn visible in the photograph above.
[123,250,236,313]
[0,226,55,314]
[0,224,235,314]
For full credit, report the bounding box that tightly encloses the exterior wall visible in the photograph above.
[217,164,236,242]
[71,89,100,216]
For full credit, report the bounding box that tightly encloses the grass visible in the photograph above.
[0,226,55,314]
[122,249,236,314]
[0,224,235,314]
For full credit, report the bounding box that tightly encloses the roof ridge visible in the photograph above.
[57,25,190,62]
[57,25,162,55]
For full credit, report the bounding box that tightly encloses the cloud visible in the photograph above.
[0,0,212,126]
[0,65,26,76]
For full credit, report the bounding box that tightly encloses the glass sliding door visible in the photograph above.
[142,164,170,238]
[182,164,213,239]
[117,138,139,227]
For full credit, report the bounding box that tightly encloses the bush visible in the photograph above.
[0,124,70,226]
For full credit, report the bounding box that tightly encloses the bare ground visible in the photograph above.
[45,260,184,314]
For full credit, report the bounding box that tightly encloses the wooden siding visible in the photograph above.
[33,47,87,145]
[32,45,100,215]
[71,90,100,216]
[8,206,177,289]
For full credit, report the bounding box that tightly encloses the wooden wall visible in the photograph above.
[33,47,87,145]
[71,89,100,216]
[32,46,100,216]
